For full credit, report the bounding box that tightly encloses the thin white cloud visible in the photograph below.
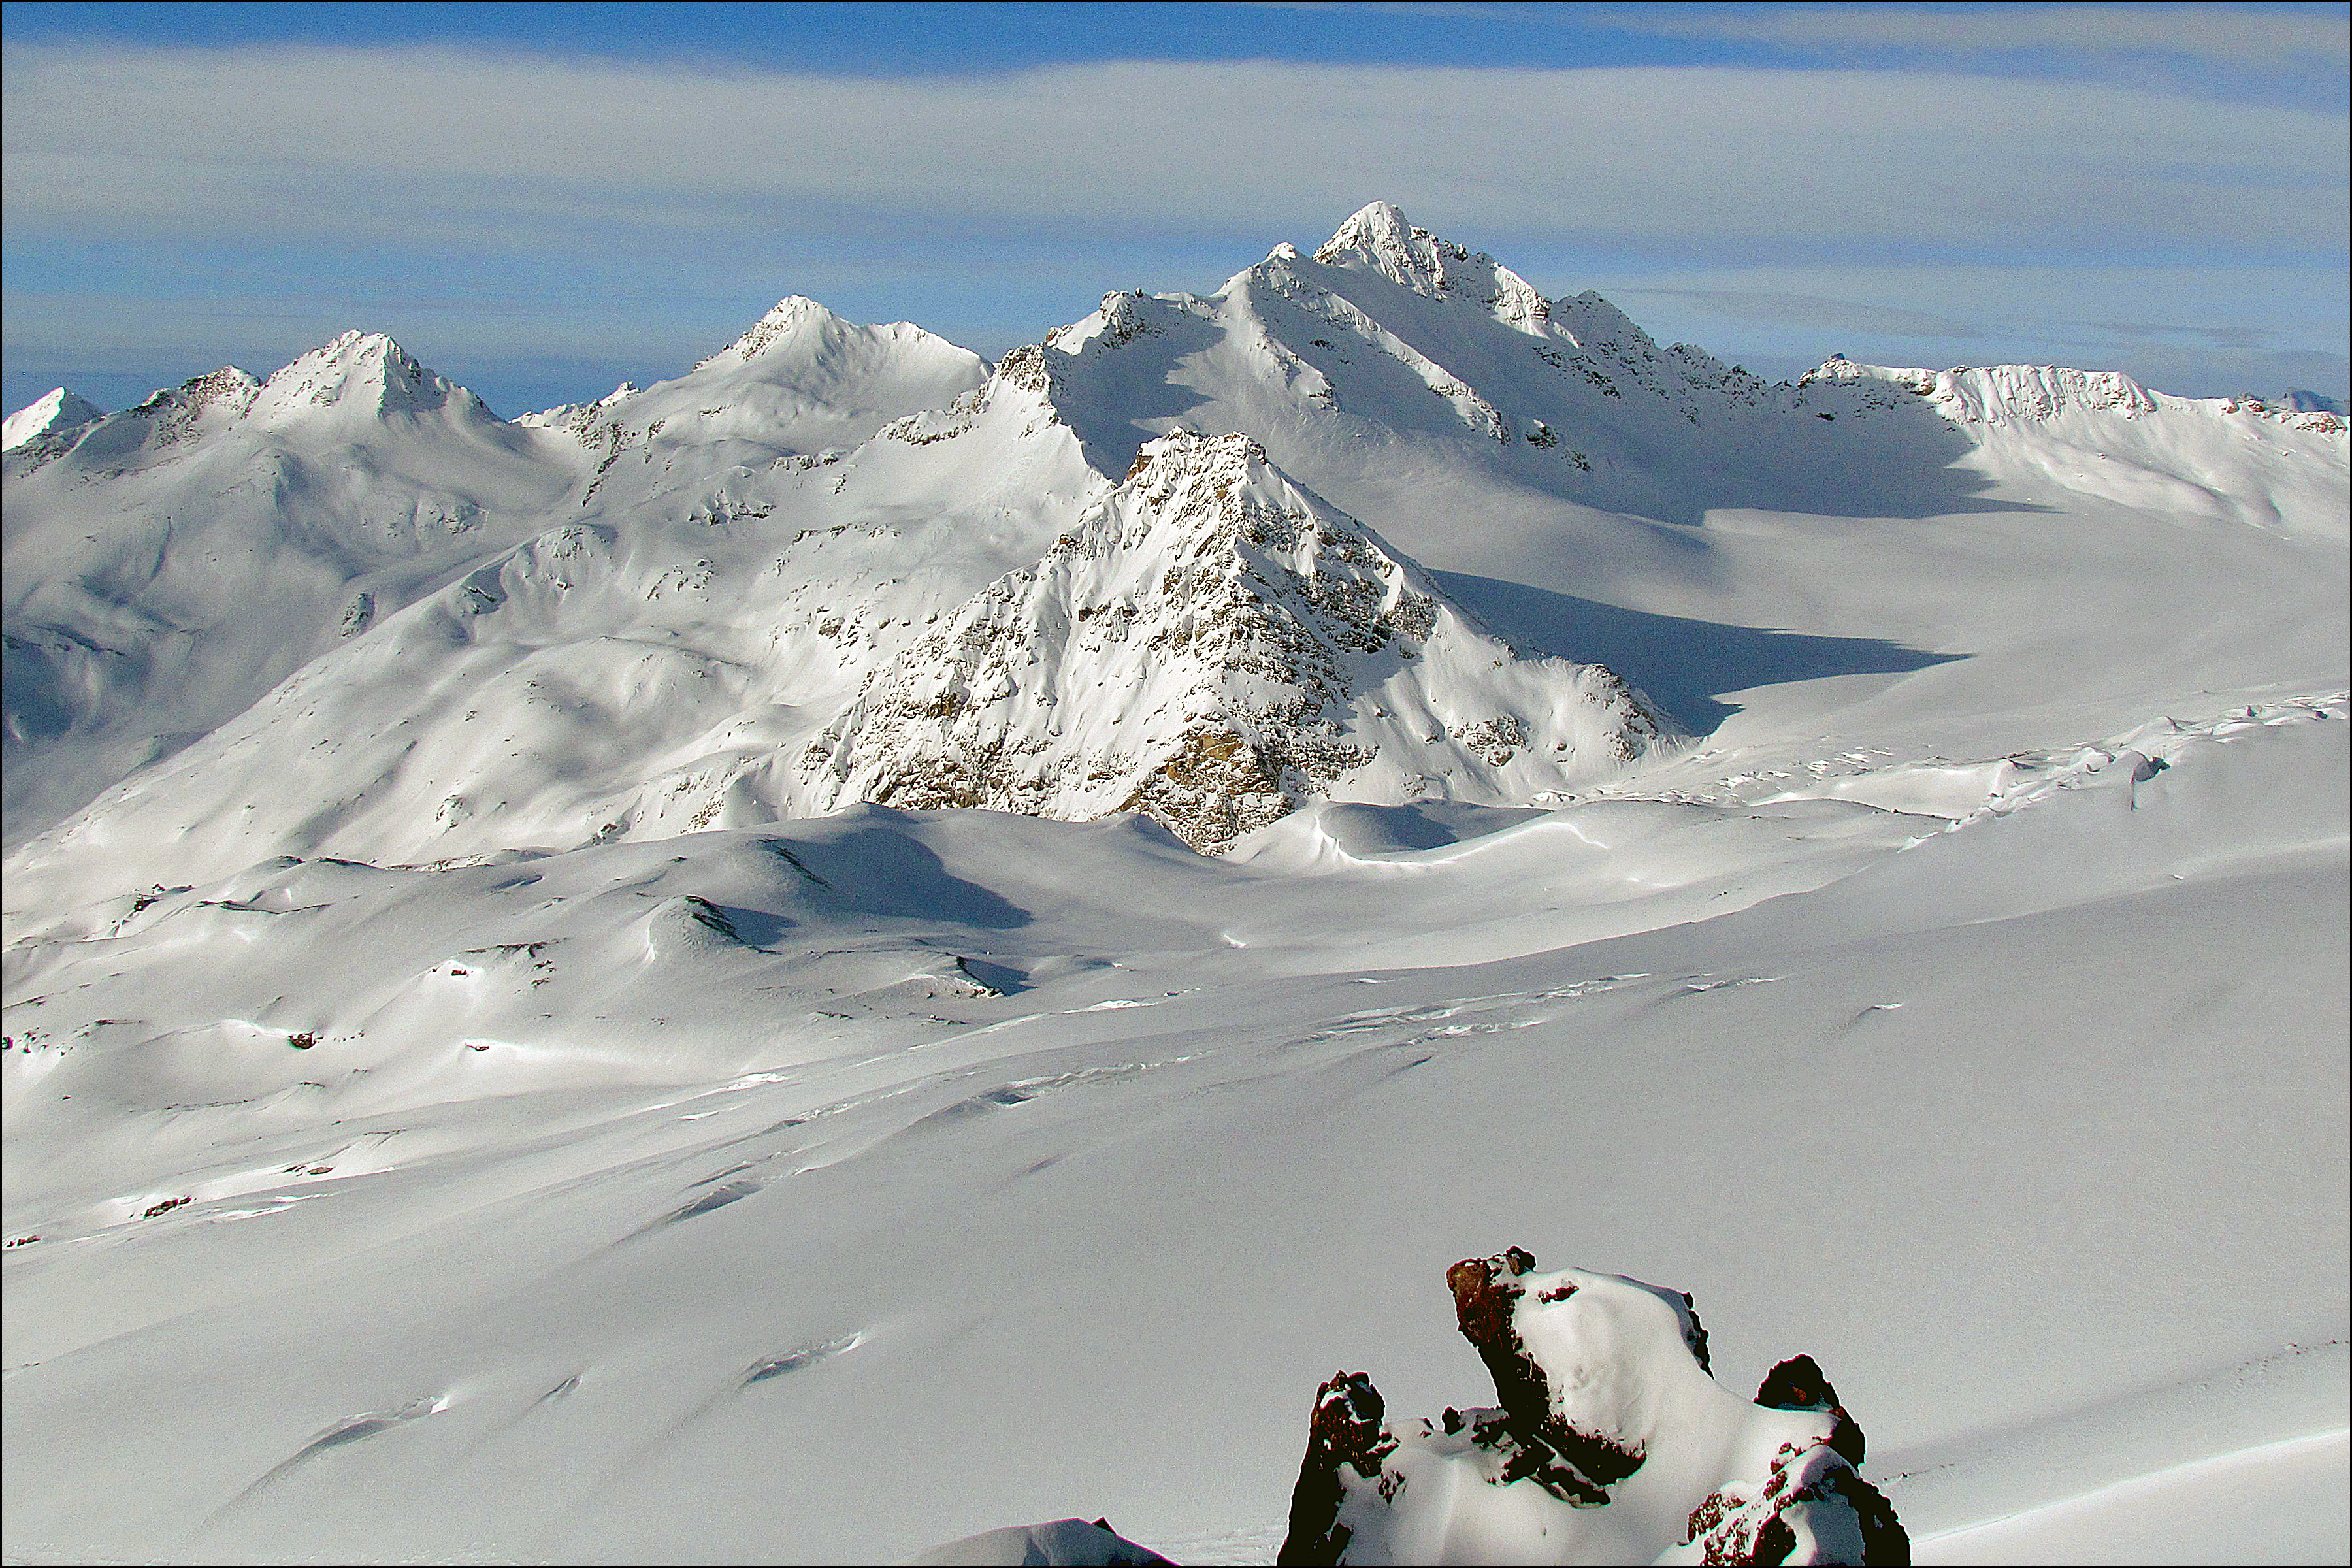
[3,41,2342,403]
[3,43,2343,255]
[1603,4,2349,71]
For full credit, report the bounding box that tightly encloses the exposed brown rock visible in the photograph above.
[1279,1371,1394,1566]
[1757,1353,1866,1467]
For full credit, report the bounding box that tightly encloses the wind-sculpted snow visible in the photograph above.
[1279,1250,1907,1565]
[798,431,1669,850]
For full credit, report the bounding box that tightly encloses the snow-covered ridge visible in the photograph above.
[1805,356,2345,434]
[1,386,105,453]
[796,431,1669,851]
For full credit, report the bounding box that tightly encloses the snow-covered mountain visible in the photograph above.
[0,304,988,852]
[3,204,2344,1566]
[0,386,105,454]
[520,295,989,470]
[797,431,1667,851]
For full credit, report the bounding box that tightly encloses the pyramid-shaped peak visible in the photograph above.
[1312,203,1549,329]
[270,329,431,385]
[705,295,853,366]
[1319,201,1421,257]
[246,329,464,424]
[3,385,106,453]
[320,328,414,359]
[796,416,1669,854]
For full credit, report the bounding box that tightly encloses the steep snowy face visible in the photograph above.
[1,387,105,455]
[796,431,1669,851]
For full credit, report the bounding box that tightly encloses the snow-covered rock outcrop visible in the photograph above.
[1,386,105,455]
[796,431,1670,851]
[1279,1249,1907,1565]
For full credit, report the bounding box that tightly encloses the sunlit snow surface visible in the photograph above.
[4,204,2346,1565]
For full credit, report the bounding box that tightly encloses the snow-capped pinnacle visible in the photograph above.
[1316,200,1420,268]
[2,387,106,453]
[1552,289,1659,358]
[1311,201,1551,329]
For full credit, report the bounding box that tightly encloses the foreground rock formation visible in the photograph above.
[1279,1249,1908,1565]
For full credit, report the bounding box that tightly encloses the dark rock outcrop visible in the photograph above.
[1277,1249,1909,1565]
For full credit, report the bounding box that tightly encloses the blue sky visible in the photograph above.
[4,1,2345,417]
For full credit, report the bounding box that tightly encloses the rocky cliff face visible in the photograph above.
[795,431,1670,851]
[1279,1249,1908,1565]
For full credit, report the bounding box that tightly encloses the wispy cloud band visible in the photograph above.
[3,37,2342,407]
[7,43,2344,254]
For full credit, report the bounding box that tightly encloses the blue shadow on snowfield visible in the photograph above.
[1431,572,1965,737]
[787,825,1032,930]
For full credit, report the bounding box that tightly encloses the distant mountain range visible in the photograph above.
[6,201,2343,887]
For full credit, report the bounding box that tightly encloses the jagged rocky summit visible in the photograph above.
[1279,1249,1907,1565]
[797,430,1672,853]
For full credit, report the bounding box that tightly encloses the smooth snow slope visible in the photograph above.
[3,203,2345,1565]
[1,307,988,853]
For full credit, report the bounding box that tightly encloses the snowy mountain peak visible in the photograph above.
[1316,199,1418,260]
[536,298,994,468]
[1552,289,1661,358]
[796,428,1668,851]
[1,387,106,453]
[699,295,849,368]
[247,329,468,424]
[1312,201,1550,329]
[109,366,263,448]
